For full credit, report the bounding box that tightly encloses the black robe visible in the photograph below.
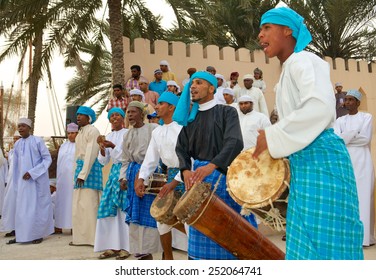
[176,104,243,178]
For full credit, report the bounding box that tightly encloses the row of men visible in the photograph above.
[1,5,374,260]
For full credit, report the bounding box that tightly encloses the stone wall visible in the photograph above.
[123,37,376,161]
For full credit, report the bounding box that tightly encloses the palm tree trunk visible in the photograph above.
[28,31,43,134]
[107,0,125,87]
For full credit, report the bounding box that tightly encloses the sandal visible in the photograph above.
[69,241,89,246]
[31,238,43,244]
[53,228,63,234]
[4,230,15,237]
[99,250,119,259]
[115,250,130,260]
[6,238,17,245]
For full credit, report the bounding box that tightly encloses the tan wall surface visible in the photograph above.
[123,37,376,164]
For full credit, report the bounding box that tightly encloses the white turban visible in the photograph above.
[130,88,145,101]
[243,74,254,81]
[238,95,254,103]
[222,88,234,96]
[160,60,171,70]
[18,117,32,127]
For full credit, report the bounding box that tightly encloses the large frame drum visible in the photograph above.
[173,182,285,260]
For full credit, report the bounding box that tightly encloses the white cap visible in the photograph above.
[243,74,254,80]
[238,95,254,103]
[335,82,342,87]
[17,117,32,127]
[167,80,178,87]
[215,74,225,81]
[222,88,234,96]
[130,89,145,101]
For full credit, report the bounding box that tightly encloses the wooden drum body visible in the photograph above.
[173,182,285,260]
[145,173,167,195]
[150,191,181,225]
[227,148,290,231]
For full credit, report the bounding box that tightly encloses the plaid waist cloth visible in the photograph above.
[188,160,257,260]
[125,162,157,228]
[286,128,364,260]
[74,159,103,191]
[97,163,127,219]
[167,167,184,194]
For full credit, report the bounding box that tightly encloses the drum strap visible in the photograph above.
[187,174,223,226]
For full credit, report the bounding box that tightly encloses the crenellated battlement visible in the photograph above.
[123,37,375,113]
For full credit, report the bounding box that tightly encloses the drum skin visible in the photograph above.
[227,148,290,231]
[227,148,289,208]
[150,191,181,225]
[173,182,285,260]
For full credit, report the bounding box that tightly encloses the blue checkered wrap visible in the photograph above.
[167,168,184,194]
[97,163,127,219]
[74,159,103,191]
[286,129,364,260]
[188,160,258,260]
[125,162,157,228]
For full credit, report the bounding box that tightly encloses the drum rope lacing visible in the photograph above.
[187,174,223,226]
[251,179,290,232]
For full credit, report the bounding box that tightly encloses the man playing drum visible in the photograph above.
[136,91,187,260]
[119,101,160,260]
[174,71,258,260]
[255,5,363,259]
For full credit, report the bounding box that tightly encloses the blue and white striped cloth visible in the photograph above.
[125,162,157,228]
[97,163,127,219]
[286,129,364,260]
[188,160,258,260]
[74,159,103,191]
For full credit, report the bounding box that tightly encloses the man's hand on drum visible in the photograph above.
[253,130,268,160]
[158,180,178,199]
[183,163,216,190]
[134,178,146,198]
[119,178,128,191]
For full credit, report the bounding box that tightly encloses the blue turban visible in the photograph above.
[107,107,125,120]
[76,106,96,124]
[260,7,312,53]
[173,71,217,126]
[158,91,179,107]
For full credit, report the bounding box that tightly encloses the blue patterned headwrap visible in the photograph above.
[172,71,217,126]
[76,106,96,124]
[107,107,125,120]
[158,91,179,107]
[260,7,312,53]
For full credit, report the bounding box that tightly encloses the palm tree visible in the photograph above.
[286,0,376,60]
[0,0,103,132]
[65,0,166,115]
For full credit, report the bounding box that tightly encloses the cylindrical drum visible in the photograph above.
[173,182,285,260]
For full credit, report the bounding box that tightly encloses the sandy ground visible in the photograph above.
[1,224,375,260]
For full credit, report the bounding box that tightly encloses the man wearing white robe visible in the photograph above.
[119,101,161,260]
[0,149,8,219]
[334,90,375,246]
[214,74,227,105]
[136,92,188,260]
[94,108,130,260]
[7,118,53,244]
[237,74,269,117]
[71,106,102,246]
[237,95,271,151]
[0,132,21,236]
[54,123,78,234]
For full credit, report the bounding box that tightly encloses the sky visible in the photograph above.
[0,0,176,138]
